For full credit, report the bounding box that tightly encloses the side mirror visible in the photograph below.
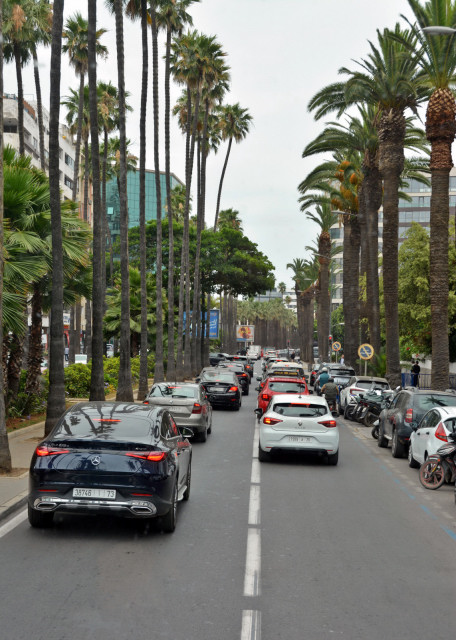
[410,421,418,431]
[309,389,313,394]
[179,426,194,438]
[254,408,263,416]
[195,377,201,383]
[256,376,262,381]
[255,387,260,392]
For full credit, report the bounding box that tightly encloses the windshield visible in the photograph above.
[272,402,327,417]
[202,372,236,383]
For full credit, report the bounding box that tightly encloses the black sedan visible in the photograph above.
[28,402,192,532]
[218,362,250,395]
[196,368,242,410]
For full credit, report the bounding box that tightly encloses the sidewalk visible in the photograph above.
[0,388,148,524]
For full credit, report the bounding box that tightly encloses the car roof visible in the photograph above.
[63,401,164,420]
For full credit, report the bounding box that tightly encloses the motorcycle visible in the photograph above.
[419,432,456,490]
[362,389,394,429]
[344,391,364,421]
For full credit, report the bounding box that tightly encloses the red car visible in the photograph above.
[256,376,309,416]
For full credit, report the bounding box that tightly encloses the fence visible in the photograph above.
[401,372,456,390]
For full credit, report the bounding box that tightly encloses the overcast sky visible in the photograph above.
[5,0,420,289]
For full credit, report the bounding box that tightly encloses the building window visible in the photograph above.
[4,124,17,133]
[64,175,73,190]
[65,153,74,168]
[33,137,38,150]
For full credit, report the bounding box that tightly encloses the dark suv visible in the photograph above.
[378,389,456,458]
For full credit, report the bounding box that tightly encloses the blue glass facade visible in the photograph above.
[106,169,183,245]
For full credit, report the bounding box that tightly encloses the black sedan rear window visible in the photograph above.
[272,403,327,417]
[202,372,235,383]
[53,413,155,443]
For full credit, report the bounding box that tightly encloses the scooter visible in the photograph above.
[419,432,456,490]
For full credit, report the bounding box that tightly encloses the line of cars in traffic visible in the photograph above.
[27,352,257,533]
[254,353,340,465]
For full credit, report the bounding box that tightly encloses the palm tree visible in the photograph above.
[308,25,427,385]
[44,0,65,436]
[0,0,12,471]
[62,12,107,202]
[404,0,456,389]
[287,258,318,362]
[112,0,133,401]
[213,103,252,230]
[157,0,197,382]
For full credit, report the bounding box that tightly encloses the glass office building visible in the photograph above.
[106,169,183,246]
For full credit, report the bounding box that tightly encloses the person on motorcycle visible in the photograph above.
[321,377,338,411]
[316,367,329,393]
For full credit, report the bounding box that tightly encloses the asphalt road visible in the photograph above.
[1,363,456,640]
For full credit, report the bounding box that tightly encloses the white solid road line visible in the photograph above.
[0,509,27,539]
[248,484,261,526]
[244,527,261,597]
[241,610,261,640]
[251,458,261,485]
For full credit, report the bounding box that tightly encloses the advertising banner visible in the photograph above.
[183,309,220,338]
[236,325,255,342]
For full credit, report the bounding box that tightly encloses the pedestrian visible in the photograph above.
[290,351,296,361]
[64,345,69,362]
[340,354,345,365]
[411,360,420,387]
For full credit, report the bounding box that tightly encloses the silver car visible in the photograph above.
[144,382,212,442]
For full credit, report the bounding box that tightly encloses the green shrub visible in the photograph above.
[7,371,47,418]
[64,363,92,397]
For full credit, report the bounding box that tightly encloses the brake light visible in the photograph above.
[36,445,70,456]
[435,422,448,442]
[350,388,364,394]
[126,451,167,462]
[228,386,238,392]
[262,394,270,401]
[405,408,413,423]
[192,403,202,414]
[263,417,283,425]
[143,400,149,404]
[318,420,337,428]
[241,373,248,378]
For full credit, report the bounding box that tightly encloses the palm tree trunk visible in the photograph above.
[343,215,361,372]
[71,73,85,201]
[25,284,43,395]
[32,50,46,172]
[88,0,106,401]
[165,23,176,382]
[44,0,66,436]
[150,3,164,384]
[0,0,11,471]
[364,163,382,354]
[113,0,133,400]
[214,137,232,230]
[83,137,89,222]
[85,300,92,360]
[137,0,149,399]
[68,305,76,364]
[14,42,24,156]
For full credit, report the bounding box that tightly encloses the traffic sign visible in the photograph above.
[358,343,375,360]
[332,341,341,352]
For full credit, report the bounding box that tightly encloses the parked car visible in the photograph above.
[339,376,390,412]
[143,382,212,442]
[255,376,309,417]
[378,389,456,458]
[196,368,242,410]
[256,394,339,465]
[408,406,456,468]
[28,402,192,532]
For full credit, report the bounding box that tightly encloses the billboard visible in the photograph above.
[183,309,220,338]
[236,325,255,342]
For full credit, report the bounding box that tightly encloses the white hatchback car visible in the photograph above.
[408,406,456,468]
[257,394,339,465]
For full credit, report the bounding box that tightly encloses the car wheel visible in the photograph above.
[161,482,178,533]
[243,386,249,396]
[408,443,420,468]
[344,405,352,421]
[339,402,344,416]
[233,401,241,411]
[183,461,191,501]
[28,504,54,528]
[198,426,207,442]
[207,417,212,435]
[377,422,388,448]
[391,429,406,458]
[328,450,339,466]
[258,443,272,462]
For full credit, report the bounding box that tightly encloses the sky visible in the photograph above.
[4,0,420,290]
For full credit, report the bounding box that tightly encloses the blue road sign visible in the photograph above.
[358,343,374,360]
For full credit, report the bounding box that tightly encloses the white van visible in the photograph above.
[247,345,261,360]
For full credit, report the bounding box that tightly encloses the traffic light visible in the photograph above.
[329,335,333,342]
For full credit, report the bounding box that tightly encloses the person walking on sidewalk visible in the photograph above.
[411,360,420,387]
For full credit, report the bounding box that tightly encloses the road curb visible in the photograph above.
[0,493,28,524]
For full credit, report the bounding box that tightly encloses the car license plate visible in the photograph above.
[209,387,223,393]
[170,406,187,413]
[73,488,116,499]
[288,436,313,443]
